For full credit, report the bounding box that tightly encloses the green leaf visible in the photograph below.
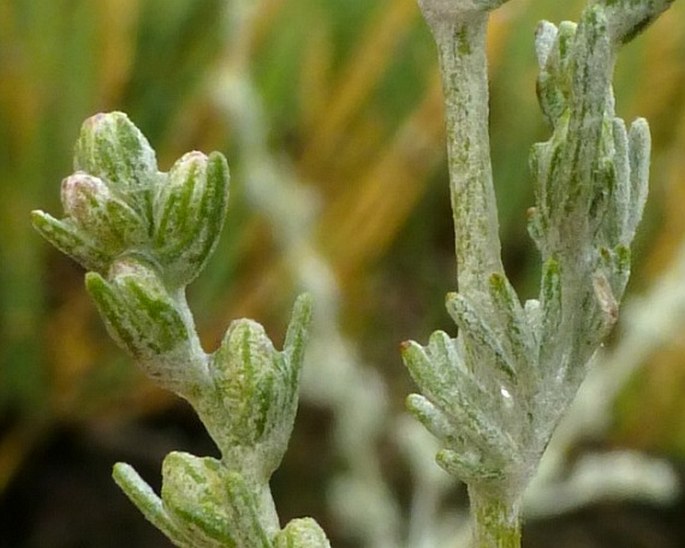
[112,462,190,547]
[86,265,187,355]
[561,6,613,217]
[402,338,461,413]
[85,260,196,394]
[626,118,650,240]
[601,117,630,245]
[161,452,238,547]
[404,331,496,411]
[405,393,462,448]
[404,362,514,460]
[283,293,313,372]
[488,273,534,379]
[445,292,517,383]
[538,257,562,363]
[31,210,109,272]
[535,21,576,127]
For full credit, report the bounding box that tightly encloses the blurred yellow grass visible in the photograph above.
[300,0,419,176]
[95,0,140,106]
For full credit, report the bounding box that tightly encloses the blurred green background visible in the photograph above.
[1,0,684,546]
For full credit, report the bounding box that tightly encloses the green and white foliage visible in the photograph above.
[32,112,329,547]
[403,0,674,545]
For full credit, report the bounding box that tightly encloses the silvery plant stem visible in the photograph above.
[405,1,676,546]
[429,10,505,294]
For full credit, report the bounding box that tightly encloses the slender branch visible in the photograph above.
[428,12,504,297]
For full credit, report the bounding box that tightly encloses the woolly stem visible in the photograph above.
[429,12,504,297]
[468,486,522,548]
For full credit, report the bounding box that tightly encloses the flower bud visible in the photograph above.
[152,151,230,287]
[74,112,158,220]
[209,319,281,448]
[60,172,147,256]
[202,295,311,481]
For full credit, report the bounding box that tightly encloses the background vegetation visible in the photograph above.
[1,0,684,545]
